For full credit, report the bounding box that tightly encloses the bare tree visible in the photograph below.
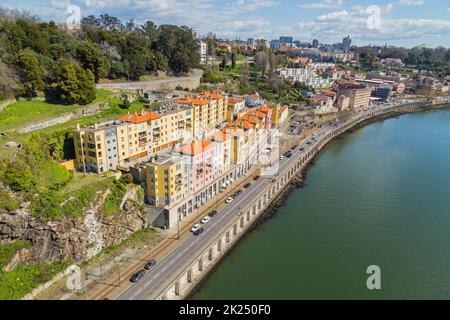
[240,62,249,87]
[255,51,269,77]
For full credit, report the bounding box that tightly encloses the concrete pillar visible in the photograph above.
[226,231,230,242]
[187,268,193,283]
[240,217,244,228]
[218,238,222,252]
[208,247,213,261]
[247,211,250,221]
[198,258,203,271]
[175,280,180,296]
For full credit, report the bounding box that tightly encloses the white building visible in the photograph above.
[278,67,331,89]
[199,41,207,65]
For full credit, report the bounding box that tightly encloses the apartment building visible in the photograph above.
[145,155,189,207]
[74,120,150,173]
[337,82,372,109]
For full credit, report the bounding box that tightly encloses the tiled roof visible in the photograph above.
[178,140,213,155]
[117,111,160,123]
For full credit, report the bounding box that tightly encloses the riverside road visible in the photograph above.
[116,102,424,300]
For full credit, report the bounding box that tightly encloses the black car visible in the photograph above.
[208,210,218,217]
[193,227,204,235]
[291,144,298,150]
[144,259,157,270]
[129,269,146,283]
[284,151,292,158]
[244,183,251,188]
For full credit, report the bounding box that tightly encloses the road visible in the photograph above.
[116,103,415,300]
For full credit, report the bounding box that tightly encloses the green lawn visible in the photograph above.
[0,89,117,132]
[0,101,78,132]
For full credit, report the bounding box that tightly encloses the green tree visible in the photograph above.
[3,160,36,192]
[220,55,227,71]
[231,52,237,69]
[16,49,45,97]
[76,40,109,82]
[55,59,96,105]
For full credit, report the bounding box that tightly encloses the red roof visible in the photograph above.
[117,111,160,123]
[178,140,213,156]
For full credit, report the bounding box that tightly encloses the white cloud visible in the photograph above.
[399,0,424,6]
[298,0,344,9]
[295,6,450,45]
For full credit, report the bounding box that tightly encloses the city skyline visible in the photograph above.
[2,0,450,48]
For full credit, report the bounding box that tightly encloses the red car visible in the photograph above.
[253,175,260,181]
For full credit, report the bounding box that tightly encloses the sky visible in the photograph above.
[3,0,450,48]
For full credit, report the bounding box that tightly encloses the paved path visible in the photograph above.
[96,70,203,91]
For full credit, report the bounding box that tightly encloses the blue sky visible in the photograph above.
[3,0,450,47]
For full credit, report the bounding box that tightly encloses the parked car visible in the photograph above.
[191,224,201,232]
[225,197,234,204]
[144,259,157,271]
[244,183,251,188]
[253,175,260,181]
[201,216,210,224]
[129,269,146,283]
[291,145,298,150]
[193,227,204,236]
[279,155,284,160]
[208,210,218,217]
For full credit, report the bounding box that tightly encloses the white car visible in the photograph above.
[201,216,210,224]
[191,224,201,232]
[279,156,284,160]
[225,197,234,204]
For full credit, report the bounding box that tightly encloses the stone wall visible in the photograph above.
[0,185,148,266]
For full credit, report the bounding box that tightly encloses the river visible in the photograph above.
[191,109,450,299]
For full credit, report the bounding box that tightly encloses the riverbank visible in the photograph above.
[183,101,450,300]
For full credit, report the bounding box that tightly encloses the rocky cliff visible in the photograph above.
[0,186,147,269]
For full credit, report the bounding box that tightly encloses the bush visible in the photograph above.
[2,160,36,192]
[0,187,20,211]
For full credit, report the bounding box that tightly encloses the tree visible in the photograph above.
[141,21,158,46]
[157,24,200,73]
[3,159,36,192]
[240,62,249,88]
[231,52,237,69]
[16,49,45,97]
[76,40,109,82]
[55,59,96,105]
[255,51,269,76]
[220,55,227,71]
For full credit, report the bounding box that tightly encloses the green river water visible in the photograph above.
[192,109,450,299]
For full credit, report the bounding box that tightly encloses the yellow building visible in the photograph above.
[145,155,188,207]
[74,120,150,173]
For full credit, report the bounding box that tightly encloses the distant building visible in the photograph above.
[337,82,372,109]
[342,36,352,53]
[312,39,319,48]
[199,41,207,65]
[336,95,350,111]
[126,19,142,31]
[278,67,331,89]
[270,39,281,51]
[279,36,293,46]
[372,84,392,101]
[310,95,337,115]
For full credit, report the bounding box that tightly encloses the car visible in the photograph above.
[129,269,146,283]
[253,175,260,181]
[144,259,157,270]
[236,189,243,195]
[208,210,218,217]
[193,227,204,236]
[291,144,298,150]
[191,224,201,232]
[225,197,234,204]
[279,155,284,160]
[244,182,251,188]
[201,216,210,224]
